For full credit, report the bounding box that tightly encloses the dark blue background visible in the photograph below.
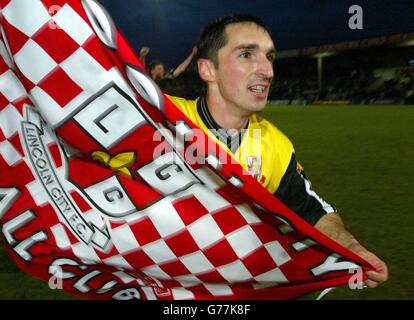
[99,0,414,68]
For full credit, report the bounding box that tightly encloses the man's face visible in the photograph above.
[213,23,275,114]
[151,64,165,80]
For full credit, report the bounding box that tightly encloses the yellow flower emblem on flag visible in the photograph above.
[92,151,136,178]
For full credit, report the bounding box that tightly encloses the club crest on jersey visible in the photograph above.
[247,156,262,179]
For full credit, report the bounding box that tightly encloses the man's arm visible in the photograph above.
[314,212,388,288]
[139,46,150,68]
[170,46,197,78]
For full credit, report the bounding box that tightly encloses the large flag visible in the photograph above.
[0,0,372,300]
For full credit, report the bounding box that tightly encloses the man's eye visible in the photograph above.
[267,54,276,62]
[240,51,251,58]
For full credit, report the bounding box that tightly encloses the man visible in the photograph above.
[139,46,198,81]
[167,14,388,289]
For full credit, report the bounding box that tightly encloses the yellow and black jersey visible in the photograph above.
[168,95,336,225]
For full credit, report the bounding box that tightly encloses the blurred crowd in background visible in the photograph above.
[140,42,414,104]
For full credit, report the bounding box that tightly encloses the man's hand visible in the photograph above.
[315,213,388,288]
[347,242,388,288]
[139,47,150,67]
[139,46,150,58]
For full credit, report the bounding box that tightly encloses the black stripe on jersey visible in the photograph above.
[274,153,336,226]
[197,96,248,154]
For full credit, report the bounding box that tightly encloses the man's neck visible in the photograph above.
[206,90,250,132]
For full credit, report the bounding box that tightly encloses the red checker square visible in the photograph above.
[82,36,114,71]
[123,249,155,270]
[33,23,80,64]
[196,269,227,283]
[160,260,191,277]
[12,98,31,116]
[241,246,277,276]
[0,128,5,142]
[129,218,161,246]
[0,93,9,111]
[1,18,29,55]
[165,230,199,257]
[8,133,24,157]
[251,223,280,244]
[38,67,82,107]
[69,190,92,212]
[212,206,248,235]
[14,68,35,92]
[203,239,238,267]
[0,0,12,8]
[56,121,101,154]
[216,185,245,204]
[47,142,62,168]
[41,0,68,10]
[95,244,120,261]
[173,195,208,226]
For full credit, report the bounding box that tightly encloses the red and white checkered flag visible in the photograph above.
[0,0,372,300]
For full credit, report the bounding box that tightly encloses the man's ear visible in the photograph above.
[197,58,216,83]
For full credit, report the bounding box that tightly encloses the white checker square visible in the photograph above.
[0,104,24,138]
[204,284,233,296]
[173,274,202,288]
[292,238,317,252]
[103,255,133,271]
[0,140,21,166]
[254,267,288,283]
[194,167,226,189]
[190,184,230,212]
[142,265,172,280]
[180,251,214,274]
[110,224,139,254]
[29,86,67,126]
[228,176,243,188]
[60,48,107,92]
[113,271,136,284]
[2,0,50,37]
[0,70,26,102]
[264,241,291,266]
[71,242,101,264]
[140,287,157,300]
[142,239,177,264]
[226,226,262,259]
[217,260,252,282]
[52,3,93,45]
[146,201,185,237]
[171,288,195,300]
[25,179,49,206]
[50,224,71,249]
[235,204,262,224]
[14,39,57,84]
[187,215,224,249]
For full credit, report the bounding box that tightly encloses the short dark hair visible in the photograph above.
[149,60,164,71]
[196,14,271,67]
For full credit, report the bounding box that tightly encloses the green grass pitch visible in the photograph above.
[1,104,413,299]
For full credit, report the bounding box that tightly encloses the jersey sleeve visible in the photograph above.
[274,152,336,226]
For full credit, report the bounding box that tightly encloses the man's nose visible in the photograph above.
[256,54,274,79]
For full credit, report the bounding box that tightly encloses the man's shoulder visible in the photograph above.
[166,95,198,112]
[250,113,293,147]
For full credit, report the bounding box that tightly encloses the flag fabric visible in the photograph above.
[0,0,372,300]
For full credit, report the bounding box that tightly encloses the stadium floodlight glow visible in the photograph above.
[313,52,336,59]
[399,39,414,47]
